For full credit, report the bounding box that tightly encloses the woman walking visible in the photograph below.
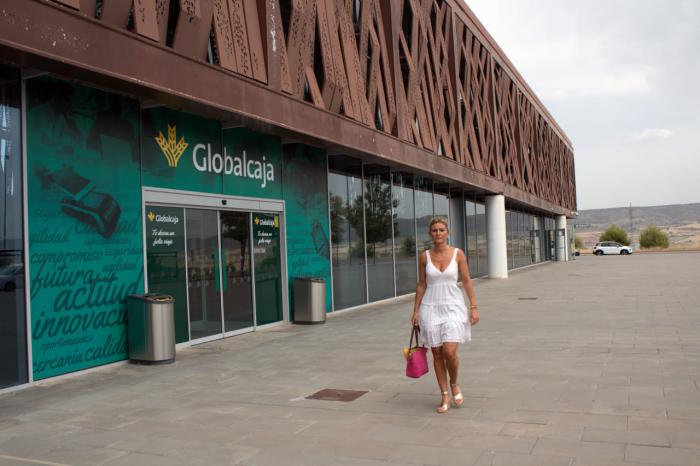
[411,217,479,413]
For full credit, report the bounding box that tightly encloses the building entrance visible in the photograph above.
[144,190,286,344]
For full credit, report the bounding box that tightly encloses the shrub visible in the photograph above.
[599,224,630,245]
[574,235,584,249]
[639,226,670,249]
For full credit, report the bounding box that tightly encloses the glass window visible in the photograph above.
[253,212,283,325]
[145,205,189,342]
[364,165,394,302]
[392,172,416,295]
[329,156,366,309]
[414,177,433,253]
[506,210,513,270]
[513,212,523,268]
[186,208,223,340]
[434,192,449,221]
[522,213,531,266]
[1,65,28,388]
[475,201,487,277]
[464,198,478,277]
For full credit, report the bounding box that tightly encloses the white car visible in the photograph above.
[0,264,24,291]
[593,242,633,256]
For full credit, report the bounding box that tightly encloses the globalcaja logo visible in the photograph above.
[147,211,155,222]
[155,125,188,167]
[155,124,276,188]
[255,216,279,228]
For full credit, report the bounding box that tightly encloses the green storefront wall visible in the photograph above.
[26,77,331,379]
[26,77,144,380]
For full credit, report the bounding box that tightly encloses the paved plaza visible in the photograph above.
[1,253,700,466]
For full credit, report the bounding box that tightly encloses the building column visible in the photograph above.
[556,215,568,261]
[485,195,508,278]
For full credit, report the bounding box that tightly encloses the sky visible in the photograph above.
[465,0,700,210]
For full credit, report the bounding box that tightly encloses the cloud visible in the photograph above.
[630,128,673,142]
[546,65,652,100]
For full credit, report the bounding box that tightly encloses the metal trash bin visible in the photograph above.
[293,277,326,324]
[127,293,175,364]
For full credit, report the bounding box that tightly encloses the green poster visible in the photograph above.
[141,107,222,193]
[282,144,331,316]
[26,77,143,379]
[145,206,188,343]
[253,213,282,325]
[222,128,282,199]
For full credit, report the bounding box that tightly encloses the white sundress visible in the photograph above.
[419,248,471,347]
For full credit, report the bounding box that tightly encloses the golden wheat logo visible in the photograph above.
[155,125,188,167]
[147,211,155,222]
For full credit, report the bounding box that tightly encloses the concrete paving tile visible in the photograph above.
[236,431,323,451]
[237,448,403,466]
[108,436,257,463]
[0,454,70,466]
[582,427,672,447]
[447,433,537,454]
[532,438,625,461]
[424,417,505,437]
[0,436,126,466]
[61,412,138,430]
[116,406,192,422]
[387,443,483,466]
[475,451,573,466]
[625,445,700,465]
[499,421,583,440]
[671,431,700,450]
[100,451,200,466]
[591,404,668,418]
[50,427,144,449]
[228,416,314,434]
[303,436,395,461]
[573,459,667,466]
[628,417,700,433]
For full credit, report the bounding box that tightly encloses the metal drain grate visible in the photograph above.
[518,297,538,300]
[306,389,368,402]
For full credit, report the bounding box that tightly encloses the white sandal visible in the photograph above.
[437,391,450,413]
[451,383,464,408]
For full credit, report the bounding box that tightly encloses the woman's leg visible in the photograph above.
[431,346,450,412]
[442,342,463,406]
[442,342,459,383]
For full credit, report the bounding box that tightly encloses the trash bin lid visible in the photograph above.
[128,293,174,302]
[295,277,325,283]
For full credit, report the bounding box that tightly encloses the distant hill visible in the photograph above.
[573,203,700,248]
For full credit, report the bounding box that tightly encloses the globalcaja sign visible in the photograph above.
[142,107,282,199]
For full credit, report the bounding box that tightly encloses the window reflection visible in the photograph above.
[414,177,433,253]
[392,172,416,295]
[329,156,366,309]
[0,65,28,388]
[364,165,394,301]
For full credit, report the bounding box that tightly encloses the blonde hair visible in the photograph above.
[428,216,449,231]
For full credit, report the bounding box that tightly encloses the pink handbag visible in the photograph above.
[404,326,429,378]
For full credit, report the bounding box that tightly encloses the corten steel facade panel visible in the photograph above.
[0,0,576,214]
